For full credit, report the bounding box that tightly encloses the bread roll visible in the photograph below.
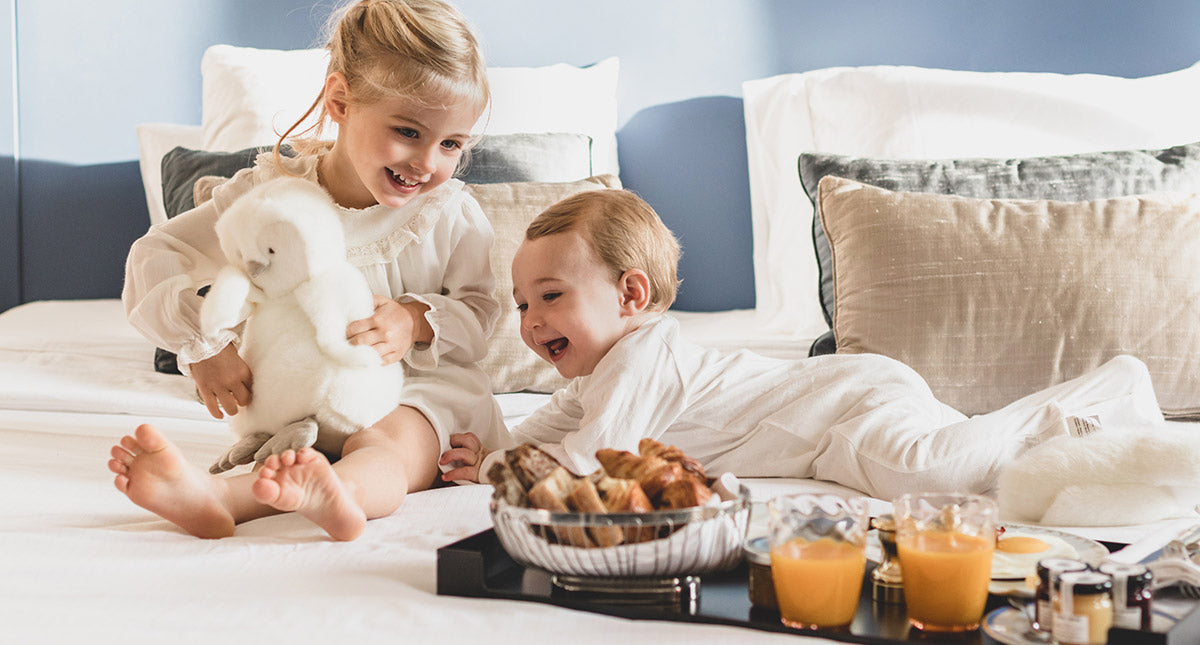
[487,461,528,507]
[505,443,562,490]
[569,478,623,547]
[527,467,593,547]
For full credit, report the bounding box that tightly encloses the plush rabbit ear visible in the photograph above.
[200,265,254,336]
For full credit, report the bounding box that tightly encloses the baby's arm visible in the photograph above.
[440,432,485,483]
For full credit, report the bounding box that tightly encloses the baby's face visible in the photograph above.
[511,231,633,379]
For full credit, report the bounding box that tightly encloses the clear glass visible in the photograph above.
[767,494,868,631]
[894,492,997,632]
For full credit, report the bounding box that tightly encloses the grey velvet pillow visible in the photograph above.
[800,142,1200,342]
[462,132,592,183]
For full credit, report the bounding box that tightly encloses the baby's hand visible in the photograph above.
[440,432,484,483]
[346,296,431,365]
[189,343,253,419]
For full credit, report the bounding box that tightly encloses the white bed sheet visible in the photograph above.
[0,299,1193,643]
[0,300,837,644]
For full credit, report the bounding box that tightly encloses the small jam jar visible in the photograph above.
[1053,571,1113,645]
[1098,562,1154,631]
[744,536,777,610]
[1034,558,1090,632]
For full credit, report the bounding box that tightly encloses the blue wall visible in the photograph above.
[4,0,1200,313]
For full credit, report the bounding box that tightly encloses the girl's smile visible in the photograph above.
[320,73,479,210]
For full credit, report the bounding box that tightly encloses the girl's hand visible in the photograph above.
[346,296,433,365]
[189,343,253,419]
[440,432,484,483]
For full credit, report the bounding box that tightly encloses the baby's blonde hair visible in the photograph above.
[277,0,489,159]
[526,190,682,312]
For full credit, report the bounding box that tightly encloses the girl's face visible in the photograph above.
[325,77,479,209]
[511,231,642,379]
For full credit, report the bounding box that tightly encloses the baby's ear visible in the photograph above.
[618,269,651,315]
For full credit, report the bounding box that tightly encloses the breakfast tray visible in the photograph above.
[436,528,1200,645]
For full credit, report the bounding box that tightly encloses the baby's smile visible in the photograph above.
[544,337,569,360]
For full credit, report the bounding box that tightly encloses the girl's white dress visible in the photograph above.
[123,152,508,456]
[504,315,1163,499]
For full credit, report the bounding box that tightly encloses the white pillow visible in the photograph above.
[199,44,619,172]
[742,61,1200,338]
[199,45,332,153]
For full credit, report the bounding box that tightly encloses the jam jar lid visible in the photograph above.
[1037,557,1089,583]
[1058,571,1113,594]
[743,536,771,566]
[1098,562,1153,584]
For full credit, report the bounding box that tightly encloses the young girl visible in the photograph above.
[440,189,1169,501]
[110,0,508,541]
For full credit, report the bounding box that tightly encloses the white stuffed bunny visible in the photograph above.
[200,177,403,474]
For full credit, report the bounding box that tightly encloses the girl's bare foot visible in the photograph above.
[251,448,366,541]
[108,424,236,539]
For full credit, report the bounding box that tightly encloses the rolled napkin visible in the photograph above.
[998,424,1200,526]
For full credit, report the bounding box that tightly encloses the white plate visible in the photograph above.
[989,524,1109,597]
[983,606,1177,645]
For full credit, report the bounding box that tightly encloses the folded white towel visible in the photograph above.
[998,425,1200,526]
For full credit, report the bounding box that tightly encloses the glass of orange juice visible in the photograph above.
[894,493,997,632]
[767,494,869,631]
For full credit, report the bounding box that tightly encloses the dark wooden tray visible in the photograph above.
[436,528,1200,644]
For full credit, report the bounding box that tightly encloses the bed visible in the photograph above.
[3,45,1200,644]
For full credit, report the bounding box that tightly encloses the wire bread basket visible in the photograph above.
[490,484,751,579]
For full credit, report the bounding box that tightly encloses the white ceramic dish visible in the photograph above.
[989,524,1109,597]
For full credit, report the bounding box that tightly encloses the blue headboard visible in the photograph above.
[5,0,1200,314]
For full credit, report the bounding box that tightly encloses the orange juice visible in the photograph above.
[897,530,994,631]
[770,536,866,629]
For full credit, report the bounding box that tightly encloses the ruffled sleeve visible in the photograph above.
[121,167,261,370]
[398,190,499,370]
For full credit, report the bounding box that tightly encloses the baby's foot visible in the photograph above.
[108,424,235,539]
[251,448,365,541]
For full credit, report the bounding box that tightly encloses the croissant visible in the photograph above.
[593,475,655,542]
[658,476,714,510]
[638,438,707,481]
[595,449,678,499]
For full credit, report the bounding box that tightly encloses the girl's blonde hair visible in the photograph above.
[277,0,489,160]
[526,190,682,312]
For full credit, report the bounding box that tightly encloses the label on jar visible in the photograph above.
[1053,611,1089,645]
[1113,606,1141,630]
[1036,599,1054,630]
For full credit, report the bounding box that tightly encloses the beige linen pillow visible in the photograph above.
[817,175,1200,418]
[468,175,622,393]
